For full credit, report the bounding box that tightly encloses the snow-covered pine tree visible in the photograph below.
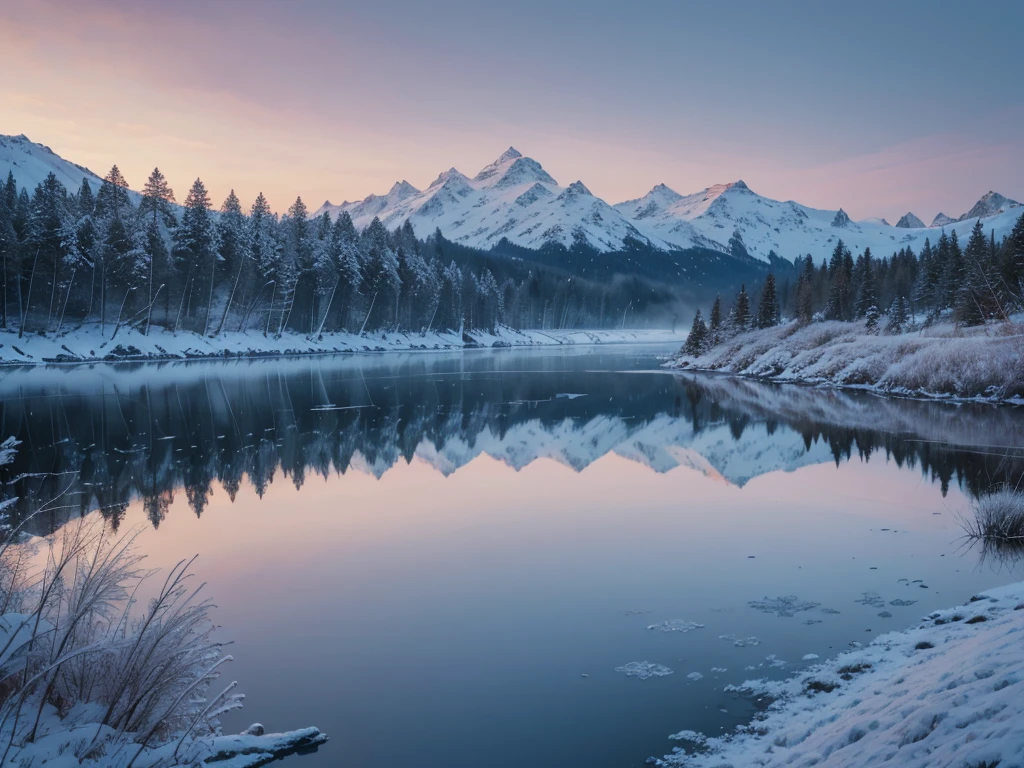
[708,294,723,344]
[855,248,878,319]
[359,217,400,330]
[885,295,909,334]
[172,178,217,333]
[955,219,991,326]
[730,284,751,331]
[682,309,708,356]
[756,273,779,329]
[214,190,249,335]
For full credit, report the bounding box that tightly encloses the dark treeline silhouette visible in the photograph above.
[0,168,785,339]
[681,214,1024,353]
[2,357,1021,537]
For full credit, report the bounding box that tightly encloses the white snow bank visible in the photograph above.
[668,319,1024,402]
[0,325,680,366]
[656,581,1024,767]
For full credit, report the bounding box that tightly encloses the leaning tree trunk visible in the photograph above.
[19,248,40,338]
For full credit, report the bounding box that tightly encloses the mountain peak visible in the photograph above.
[491,156,557,188]
[498,146,522,162]
[931,212,955,228]
[388,180,420,199]
[566,180,592,196]
[731,180,750,192]
[428,167,468,189]
[895,212,925,229]
[831,208,851,228]
[960,191,1020,221]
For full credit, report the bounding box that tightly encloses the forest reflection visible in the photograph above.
[1,352,1022,537]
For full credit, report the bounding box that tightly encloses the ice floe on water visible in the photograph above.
[747,595,820,617]
[686,672,704,681]
[710,667,728,673]
[624,609,651,616]
[820,607,841,615]
[647,619,705,633]
[719,634,761,647]
[855,591,887,609]
[802,653,819,660]
[889,598,917,607]
[615,661,673,679]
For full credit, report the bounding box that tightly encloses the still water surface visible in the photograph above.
[2,344,1022,767]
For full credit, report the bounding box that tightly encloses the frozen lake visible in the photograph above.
[2,344,1023,767]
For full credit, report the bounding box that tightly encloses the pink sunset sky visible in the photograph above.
[3,0,1022,220]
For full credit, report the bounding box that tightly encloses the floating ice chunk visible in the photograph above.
[748,595,820,617]
[615,661,673,679]
[765,655,788,668]
[803,619,823,625]
[710,667,728,673]
[624,609,651,616]
[889,599,917,607]
[821,608,841,615]
[878,611,893,618]
[855,592,887,609]
[720,634,761,647]
[687,671,704,681]
[802,653,820,660]
[555,393,587,400]
[668,730,708,745]
[647,619,705,633]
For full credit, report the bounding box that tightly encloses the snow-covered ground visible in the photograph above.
[656,581,1024,767]
[668,320,1024,402]
[0,325,681,366]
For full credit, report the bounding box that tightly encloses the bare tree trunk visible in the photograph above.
[56,268,76,335]
[145,284,164,336]
[215,258,245,336]
[174,264,194,335]
[264,281,276,337]
[203,257,216,337]
[110,287,134,340]
[314,277,340,340]
[20,248,40,338]
[359,291,378,336]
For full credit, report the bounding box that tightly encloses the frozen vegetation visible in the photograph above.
[671,318,1024,401]
[0,442,326,767]
[654,581,1024,768]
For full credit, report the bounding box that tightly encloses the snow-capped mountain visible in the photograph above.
[613,179,1023,262]
[895,212,925,229]
[314,147,674,253]
[4,133,1021,267]
[958,191,1020,222]
[0,134,104,195]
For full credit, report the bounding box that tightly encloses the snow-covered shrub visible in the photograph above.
[962,488,1024,564]
[0,516,242,765]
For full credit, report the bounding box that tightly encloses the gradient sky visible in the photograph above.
[3,0,1022,221]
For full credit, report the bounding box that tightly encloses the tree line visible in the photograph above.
[0,167,677,340]
[682,213,1024,354]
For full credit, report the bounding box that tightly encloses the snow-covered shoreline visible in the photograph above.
[667,320,1024,404]
[0,325,681,367]
[656,581,1024,767]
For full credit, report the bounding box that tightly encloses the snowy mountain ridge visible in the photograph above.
[2,133,1021,265]
[0,133,104,196]
[314,146,677,253]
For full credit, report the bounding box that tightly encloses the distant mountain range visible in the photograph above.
[2,133,1021,264]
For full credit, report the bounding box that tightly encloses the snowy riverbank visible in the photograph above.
[667,319,1024,403]
[656,581,1024,767]
[0,325,681,366]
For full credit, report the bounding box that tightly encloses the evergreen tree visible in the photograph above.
[756,273,779,328]
[708,294,723,344]
[885,295,909,334]
[682,309,708,356]
[955,219,989,326]
[855,248,877,319]
[730,284,751,331]
[173,178,217,332]
[139,167,176,226]
[795,255,815,324]
[1002,213,1024,308]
